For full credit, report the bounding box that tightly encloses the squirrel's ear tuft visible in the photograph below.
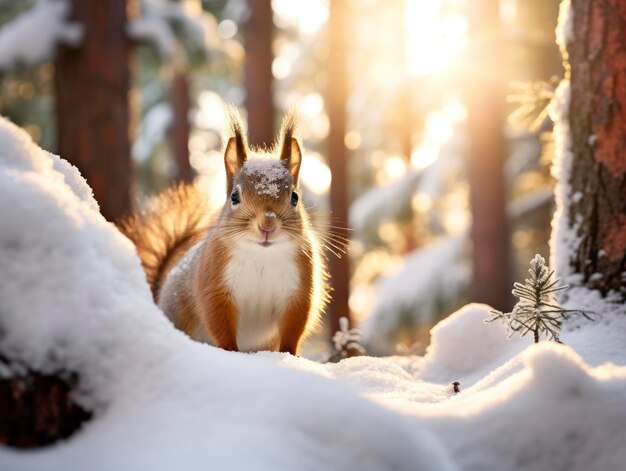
[224,105,248,190]
[279,111,302,185]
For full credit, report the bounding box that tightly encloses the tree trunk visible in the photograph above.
[465,0,513,310]
[55,0,132,222]
[245,0,274,147]
[327,0,351,333]
[170,70,193,183]
[565,0,626,298]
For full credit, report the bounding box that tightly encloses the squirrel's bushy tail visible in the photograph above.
[118,184,210,301]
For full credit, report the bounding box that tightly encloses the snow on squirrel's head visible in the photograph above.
[220,106,306,248]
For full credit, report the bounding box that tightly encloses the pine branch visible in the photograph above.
[486,254,594,343]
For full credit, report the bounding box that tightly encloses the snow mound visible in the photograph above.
[0,116,453,470]
[428,343,626,471]
[418,304,529,385]
[47,151,99,212]
[0,117,54,174]
[0,120,96,212]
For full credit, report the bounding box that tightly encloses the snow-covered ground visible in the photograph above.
[1,108,626,470]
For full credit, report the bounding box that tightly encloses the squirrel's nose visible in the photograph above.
[259,211,277,236]
[259,224,276,235]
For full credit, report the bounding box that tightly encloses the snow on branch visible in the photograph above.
[0,0,83,70]
[128,0,220,60]
[362,235,469,355]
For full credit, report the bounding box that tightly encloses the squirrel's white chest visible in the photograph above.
[224,240,300,351]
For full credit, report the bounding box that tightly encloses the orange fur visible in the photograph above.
[193,236,239,350]
[279,249,314,355]
[118,184,210,300]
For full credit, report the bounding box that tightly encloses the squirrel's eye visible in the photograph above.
[231,189,241,205]
[290,191,299,207]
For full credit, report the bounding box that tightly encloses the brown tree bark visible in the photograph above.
[168,0,192,184]
[327,0,351,333]
[245,0,275,147]
[170,70,193,183]
[565,0,626,298]
[465,0,513,310]
[55,0,132,222]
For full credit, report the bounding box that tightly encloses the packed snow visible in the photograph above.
[0,0,83,70]
[1,113,625,470]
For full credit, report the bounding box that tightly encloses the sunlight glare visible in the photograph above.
[272,56,291,80]
[217,19,238,39]
[384,155,407,180]
[410,98,465,170]
[405,0,467,76]
[442,96,467,123]
[344,131,362,150]
[412,192,433,213]
[300,151,331,195]
[443,208,470,234]
[195,91,227,130]
[378,222,401,244]
[410,145,438,170]
[500,0,517,23]
[193,149,228,208]
[272,0,329,36]
[426,113,453,142]
[349,285,375,322]
[197,174,227,209]
[300,92,325,117]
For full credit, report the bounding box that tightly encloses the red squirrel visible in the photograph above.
[120,110,331,355]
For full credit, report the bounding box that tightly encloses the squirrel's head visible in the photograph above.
[222,108,305,248]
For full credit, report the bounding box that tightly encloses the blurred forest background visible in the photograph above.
[0,0,564,357]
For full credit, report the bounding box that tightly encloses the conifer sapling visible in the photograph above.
[326,317,366,363]
[487,254,593,343]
